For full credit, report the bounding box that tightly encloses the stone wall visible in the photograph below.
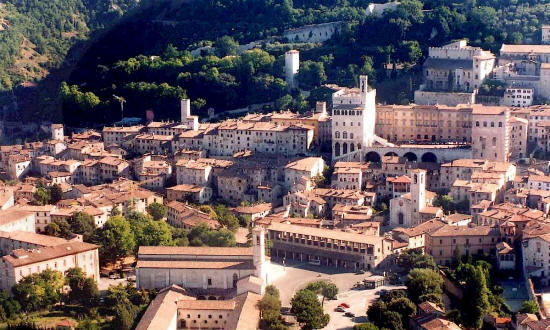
[414,90,476,106]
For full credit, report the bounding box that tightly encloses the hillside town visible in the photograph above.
[5,4,550,330]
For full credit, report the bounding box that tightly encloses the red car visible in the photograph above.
[338,303,350,309]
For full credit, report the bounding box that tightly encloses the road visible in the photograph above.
[323,284,406,330]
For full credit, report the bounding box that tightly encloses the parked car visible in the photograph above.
[344,312,355,318]
[336,306,346,312]
[339,303,350,309]
[356,269,366,275]
[109,272,120,279]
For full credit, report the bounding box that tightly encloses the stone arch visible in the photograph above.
[343,142,348,154]
[334,142,341,157]
[208,296,217,300]
[384,151,398,157]
[403,152,418,162]
[198,296,206,300]
[421,152,437,163]
[365,151,381,162]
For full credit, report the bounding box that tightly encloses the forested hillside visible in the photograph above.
[2,0,550,126]
[0,0,139,90]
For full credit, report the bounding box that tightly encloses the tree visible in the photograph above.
[353,323,379,330]
[112,303,139,330]
[49,184,63,204]
[265,285,280,299]
[305,280,338,306]
[397,250,437,270]
[291,289,329,329]
[258,293,286,329]
[96,216,135,263]
[297,61,327,89]
[215,36,239,57]
[388,297,416,327]
[12,270,64,312]
[138,218,174,246]
[458,263,490,329]
[45,218,72,238]
[433,194,455,212]
[213,204,239,231]
[33,187,50,205]
[105,284,148,330]
[146,202,167,221]
[66,267,99,307]
[406,268,443,304]
[367,300,387,326]
[519,300,539,314]
[379,311,404,330]
[70,212,96,241]
[0,291,21,321]
[275,94,293,110]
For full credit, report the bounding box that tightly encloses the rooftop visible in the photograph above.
[138,246,253,256]
[4,241,99,267]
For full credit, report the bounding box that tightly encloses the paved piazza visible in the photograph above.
[268,259,405,329]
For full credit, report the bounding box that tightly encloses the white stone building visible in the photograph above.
[389,170,443,227]
[501,87,534,107]
[136,227,266,291]
[331,75,377,159]
[0,241,99,291]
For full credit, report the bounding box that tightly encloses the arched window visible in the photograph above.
[343,132,348,139]
[350,144,355,152]
[398,212,404,225]
[350,133,354,139]
[335,131,340,138]
[343,143,348,154]
[334,142,340,156]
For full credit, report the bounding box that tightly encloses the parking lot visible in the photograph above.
[268,260,405,329]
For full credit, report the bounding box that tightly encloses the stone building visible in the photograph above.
[136,227,266,293]
[268,222,392,271]
[331,75,377,159]
[0,241,99,290]
[135,284,261,330]
[389,170,443,228]
[375,104,473,143]
[422,40,495,93]
[509,116,528,160]
[471,105,510,162]
[425,225,499,266]
[501,87,534,107]
[0,209,35,233]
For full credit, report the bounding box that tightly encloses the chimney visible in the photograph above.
[316,101,327,115]
[181,99,191,122]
